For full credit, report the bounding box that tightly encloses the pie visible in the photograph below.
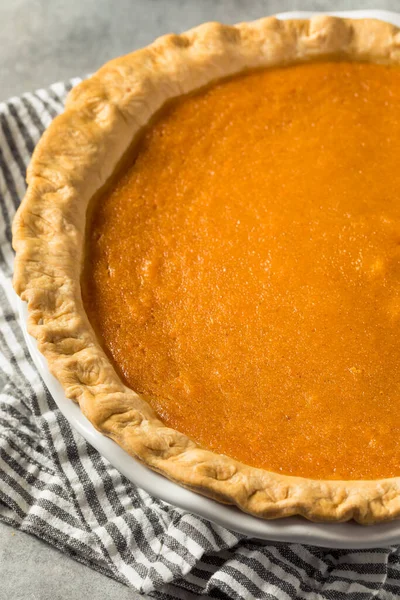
[12,15,400,523]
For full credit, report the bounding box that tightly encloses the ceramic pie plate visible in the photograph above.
[16,9,400,549]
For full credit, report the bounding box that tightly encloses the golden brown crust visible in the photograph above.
[12,15,400,524]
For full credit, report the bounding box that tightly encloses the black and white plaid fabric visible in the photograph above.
[1,80,400,599]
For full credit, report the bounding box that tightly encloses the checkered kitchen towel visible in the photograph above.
[1,80,400,600]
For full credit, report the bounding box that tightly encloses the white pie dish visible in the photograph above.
[15,9,400,548]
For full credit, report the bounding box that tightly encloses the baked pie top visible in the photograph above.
[13,16,400,522]
[84,61,400,481]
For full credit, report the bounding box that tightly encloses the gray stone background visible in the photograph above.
[3,0,400,101]
[1,1,400,598]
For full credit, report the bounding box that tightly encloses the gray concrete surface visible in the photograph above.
[0,522,142,600]
[2,0,400,101]
[1,0,400,598]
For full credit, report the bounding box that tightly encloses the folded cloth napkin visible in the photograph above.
[1,80,400,600]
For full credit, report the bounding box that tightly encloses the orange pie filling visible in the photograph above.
[83,61,400,481]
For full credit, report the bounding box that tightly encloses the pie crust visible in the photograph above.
[12,15,400,523]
